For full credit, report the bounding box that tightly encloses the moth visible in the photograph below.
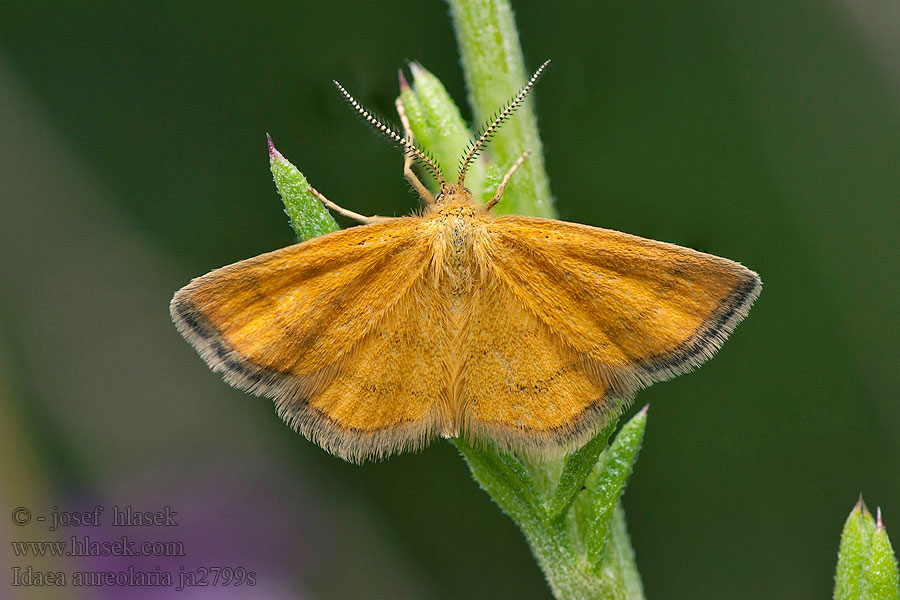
[170,61,761,463]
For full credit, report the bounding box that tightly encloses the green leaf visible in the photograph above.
[546,418,619,521]
[604,502,647,599]
[835,499,900,600]
[453,437,545,526]
[268,134,339,241]
[586,406,648,567]
[863,510,900,600]
[836,498,877,600]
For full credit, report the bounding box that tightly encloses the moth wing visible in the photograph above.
[461,215,760,453]
[171,218,451,462]
[458,272,615,456]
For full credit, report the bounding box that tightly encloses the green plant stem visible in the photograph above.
[454,409,647,600]
[446,0,555,218]
[434,0,646,597]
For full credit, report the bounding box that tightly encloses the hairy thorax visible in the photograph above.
[423,194,489,303]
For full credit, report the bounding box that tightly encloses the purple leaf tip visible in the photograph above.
[877,507,884,530]
[398,68,409,91]
[639,404,649,415]
[267,133,283,161]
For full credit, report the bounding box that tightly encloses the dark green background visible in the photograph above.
[2,1,898,598]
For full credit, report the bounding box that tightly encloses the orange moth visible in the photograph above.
[171,62,761,463]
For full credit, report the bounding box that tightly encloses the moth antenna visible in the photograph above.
[457,59,550,187]
[333,80,445,187]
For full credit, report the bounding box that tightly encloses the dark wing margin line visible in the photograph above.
[460,379,626,462]
[485,216,762,392]
[634,269,761,381]
[461,266,760,460]
[170,279,444,464]
[170,296,287,386]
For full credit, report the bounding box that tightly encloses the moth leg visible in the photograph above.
[395,95,436,206]
[306,185,391,224]
[483,150,531,212]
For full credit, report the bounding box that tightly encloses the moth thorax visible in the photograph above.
[441,215,478,298]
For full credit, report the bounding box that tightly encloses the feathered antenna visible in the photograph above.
[333,81,445,187]
[456,59,550,187]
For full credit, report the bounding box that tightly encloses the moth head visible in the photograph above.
[434,182,475,206]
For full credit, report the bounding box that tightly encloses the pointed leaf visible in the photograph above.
[863,509,900,600]
[411,63,488,197]
[835,497,877,600]
[586,406,648,566]
[453,438,544,527]
[547,417,619,521]
[268,134,339,240]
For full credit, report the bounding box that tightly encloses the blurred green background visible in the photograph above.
[2,1,899,598]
